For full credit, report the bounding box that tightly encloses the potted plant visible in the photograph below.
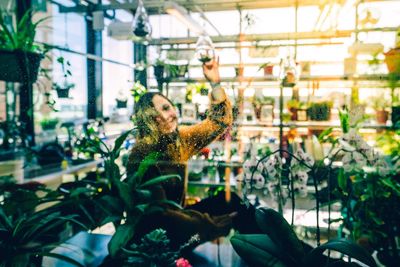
[52,81,75,99]
[251,96,275,120]
[0,8,48,83]
[153,58,165,79]
[231,208,378,267]
[286,99,308,121]
[370,94,390,124]
[40,117,59,131]
[52,56,75,98]
[115,90,128,109]
[307,101,333,121]
[166,63,188,79]
[384,28,400,74]
[258,62,274,76]
[286,99,300,121]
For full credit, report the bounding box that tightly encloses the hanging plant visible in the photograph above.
[0,8,49,83]
[53,56,75,98]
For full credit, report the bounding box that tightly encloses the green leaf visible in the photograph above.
[255,208,304,264]
[380,178,400,195]
[112,129,132,155]
[230,234,287,267]
[115,181,134,209]
[139,174,181,189]
[338,168,347,192]
[318,127,333,143]
[38,252,85,267]
[134,152,160,184]
[108,223,136,257]
[360,194,370,201]
[0,10,17,49]
[303,238,377,267]
[0,207,12,230]
[156,200,183,210]
[339,109,349,133]
[133,189,153,204]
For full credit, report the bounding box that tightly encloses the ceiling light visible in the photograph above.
[164,1,206,35]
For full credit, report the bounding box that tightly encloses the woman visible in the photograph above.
[127,59,259,249]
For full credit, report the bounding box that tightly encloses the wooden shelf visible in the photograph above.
[166,74,399,84]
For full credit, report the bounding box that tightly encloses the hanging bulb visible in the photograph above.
[279,56,298,87]
[133,0,152,38]
[195,34,215,63]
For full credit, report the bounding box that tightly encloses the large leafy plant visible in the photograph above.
[73,128,181,260]
[0,181,86,267]
[231,208,377,267]
[320,110,400,255]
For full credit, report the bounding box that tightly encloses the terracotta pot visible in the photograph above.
[289,107,297,121]
[263,65,274,76]
[384,48,400,74]
[376,110,389,124]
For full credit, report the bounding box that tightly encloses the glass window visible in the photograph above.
[33,3,87,144]
[102,15,134,118]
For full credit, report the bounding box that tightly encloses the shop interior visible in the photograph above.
[1,0,400,266]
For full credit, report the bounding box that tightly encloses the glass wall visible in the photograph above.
[102,10,134,120]
[33,2,87,144]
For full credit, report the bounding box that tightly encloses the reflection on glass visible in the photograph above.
[195,34,215,63]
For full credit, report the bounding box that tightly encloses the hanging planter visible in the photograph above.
[0,49,42,83]
[0,8,49,83]
[166,64,188,78]
[116,99,128,108]
[153,64,164,81]
[53,82,75,99]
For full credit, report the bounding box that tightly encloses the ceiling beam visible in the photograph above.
[149,30,353,45]
[58,0,394,15]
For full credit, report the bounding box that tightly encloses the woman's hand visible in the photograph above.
[202,57,220,84]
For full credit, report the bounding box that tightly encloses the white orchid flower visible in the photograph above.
[295,149,315,166]
[374,159,391,177]
[338,139,356,152]
[295,170,309,184]
[253,172,265,189]
[342,151,366,173]
[257,161,265,174]
[267,167,278,179]
[243,159,257,176]
[293,182,308,197]
[353,151,367,165]
[266,181,278,193]
[343,129,360,142]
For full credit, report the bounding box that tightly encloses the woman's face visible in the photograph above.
[152,94,178,134]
